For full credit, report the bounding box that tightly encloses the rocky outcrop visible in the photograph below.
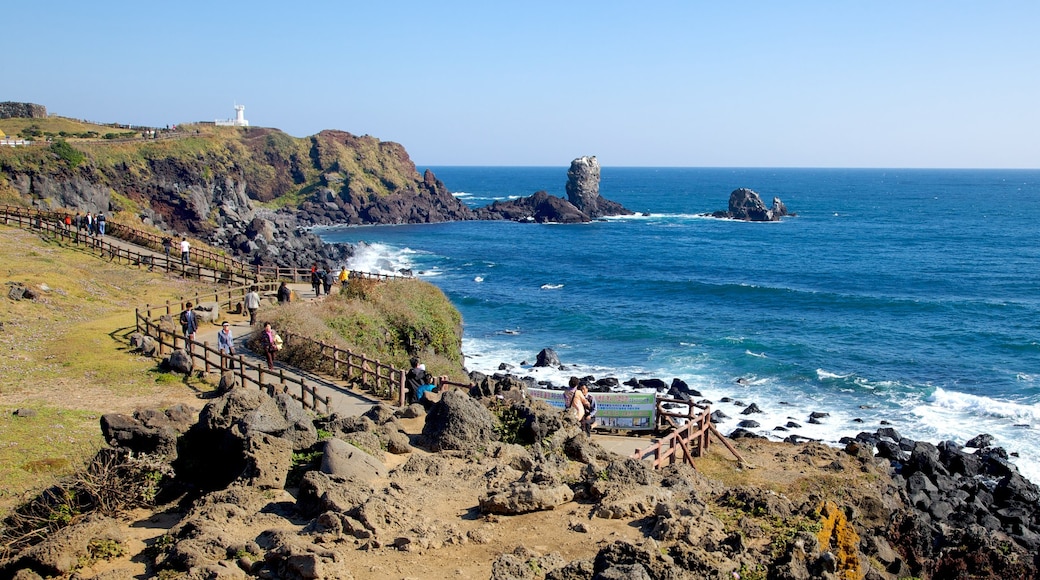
[0,102,47,119]
[710,188,791,221]
[566,155,633,219]
[420,389,499,451]
[475,190,590,223]
[474,156,633,223]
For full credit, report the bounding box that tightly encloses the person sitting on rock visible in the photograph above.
[416,365,437,403]
[404,357,425,405]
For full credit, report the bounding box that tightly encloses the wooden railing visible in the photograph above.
[1,204,416,283]
[3,203,421,410]
[0,206,259,286]
[277,331,407,406]
[632,397,748,469]
[632,398,713,469]
[133,287,331,414]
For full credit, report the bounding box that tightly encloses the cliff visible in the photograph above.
[0,121,473,267]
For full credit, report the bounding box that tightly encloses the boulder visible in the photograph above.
[239,432,293,489]
[479,483,575,515]
[193,301,221,324]
[100,413,179,458]
[168,349,193,374]
[534,348,560,368]
[420,389,499,451]
[320,437,388,482]
[128,332,158,356]
[273,393,318,451]
[4,515,125,578]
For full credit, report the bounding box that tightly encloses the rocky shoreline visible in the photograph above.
[3,368,1038,579]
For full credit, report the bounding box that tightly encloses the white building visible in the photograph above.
[215,105,249,127]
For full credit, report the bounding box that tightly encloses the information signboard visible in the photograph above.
[528,388,656,431]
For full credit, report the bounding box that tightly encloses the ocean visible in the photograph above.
[315,167,1040,483]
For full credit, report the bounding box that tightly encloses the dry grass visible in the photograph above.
[262,277,467,381]
[0,226,223,514]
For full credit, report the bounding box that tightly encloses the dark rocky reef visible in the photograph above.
[709,187,792,221]
[475,155,633,223]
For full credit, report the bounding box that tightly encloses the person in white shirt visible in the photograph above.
[244,286,261,325]
[180,237,190,265]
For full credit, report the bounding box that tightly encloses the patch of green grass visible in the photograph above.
[0,406,103,506]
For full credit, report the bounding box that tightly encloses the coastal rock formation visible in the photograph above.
[566,155,633,219]
[5,379,1040,579]
[710,188,791,221]
[0,122,470,268]
[474,155,633,223]
[476,190,590,224]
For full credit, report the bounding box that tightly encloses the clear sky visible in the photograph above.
[6,1,1039,168]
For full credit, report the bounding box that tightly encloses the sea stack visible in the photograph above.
[565,156,633,219]
[711,188,792,221]
[565,156,601,215]
[473,156,633,223]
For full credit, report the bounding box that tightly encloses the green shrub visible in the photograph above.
[48,139,85,168]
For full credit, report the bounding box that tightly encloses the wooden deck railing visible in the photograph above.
[632,397,713,469]
[632,397,749,469]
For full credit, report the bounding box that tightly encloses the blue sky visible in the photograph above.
[6,2,1038,167]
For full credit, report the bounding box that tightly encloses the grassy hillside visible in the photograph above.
[0,226,217,513]
[259,277,468,382]
[0,118,428,209]
[0,223,469,515]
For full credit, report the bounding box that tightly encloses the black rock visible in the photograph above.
[966,433,995,449]
[740,403,763,415]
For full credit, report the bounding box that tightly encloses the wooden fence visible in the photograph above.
[3,203,436,410]
[632,397,748,469]
[278,331,407,406]
[1,204,415,284]
[134,287,330,414]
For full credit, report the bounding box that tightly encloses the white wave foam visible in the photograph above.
[924,388,1040,424]
[817,369,851,380]
[474,276,484,283]
[745,350,768,358]
[541,284,564,290]
[347,242,423,276]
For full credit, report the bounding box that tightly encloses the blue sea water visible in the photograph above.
[316,167,1040,482]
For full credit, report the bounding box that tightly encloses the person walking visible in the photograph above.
[311,267,323,297]
[96,213,106,236]
[162,236,173,269]
[85,212,94,236]
[338,265,348,284]
[244,286,261,325]
[323,267,335,296]
[262,322,279,369]
[217,321,235,369]
[180,302,198,353]
[180,237,190,266]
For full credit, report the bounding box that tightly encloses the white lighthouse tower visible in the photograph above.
[215,104,249,127]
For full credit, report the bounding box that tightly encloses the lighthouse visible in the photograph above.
[215,105,249,127]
